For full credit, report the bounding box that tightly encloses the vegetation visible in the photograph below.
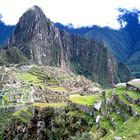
[15,72,42,84]
[104,117,140,140]
[3,107,94,140]
[69,94,102,105]
[0,65,140,139]
[13,108,33,123]
[32,103,67,108]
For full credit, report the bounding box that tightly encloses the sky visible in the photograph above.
[0,0,140,29]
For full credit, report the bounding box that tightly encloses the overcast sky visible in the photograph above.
[0,0,140,29]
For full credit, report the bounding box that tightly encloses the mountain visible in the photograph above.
[0,6,131,86]
[0,21,15,47]
[55,9,140,79]
[55,24,132,62]
[125,26,140,78]
[55,22,94,35]
[83,24,140,78]
[56,21,140,78]
[84,26,132,62]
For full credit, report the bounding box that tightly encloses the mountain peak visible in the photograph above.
[31,5,42,10]
[26,5,45,16]
[20,5,47,22]
[10,5,52,46]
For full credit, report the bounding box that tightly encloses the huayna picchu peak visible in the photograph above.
[0,6,131,86]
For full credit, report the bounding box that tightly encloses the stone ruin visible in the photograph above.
[68,101,93,115]
[0,106,15,115]
[30,86,70,103]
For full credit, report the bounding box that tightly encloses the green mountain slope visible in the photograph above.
[84,26,132,62]
[127,51,140,77]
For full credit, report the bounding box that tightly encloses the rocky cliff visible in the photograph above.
[1,6,131,86]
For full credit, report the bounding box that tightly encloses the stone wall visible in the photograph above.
[33,88,69,103]
[114,95,138,117]
[126,83,140,93]
[123,93,140,105]
[68,101,93,115]
[32,85,98,103]
[0,106,15,115]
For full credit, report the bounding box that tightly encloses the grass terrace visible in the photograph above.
[13,107,33,123]
[69,94,102,106]
[114,87,140,114]
[66,110,93,121]
[104,117,140,140]
[115,87,140,99]
[32,103,67,108]
[109,112,124,129]
[15,72,42,84]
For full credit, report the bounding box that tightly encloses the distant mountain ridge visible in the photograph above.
[0,21,15,47]
[55,19,140,78]
[0,6,131,86]
[55,22,94,35]
[55,23,133,62]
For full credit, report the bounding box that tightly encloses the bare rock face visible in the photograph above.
[9,6,67,68]
[4,6,131,86]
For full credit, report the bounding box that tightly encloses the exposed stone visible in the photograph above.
[94,101,102,111]
[108,116,115,129]
[126,79,140,93]
[114,136,122,140]
[68,101,93,115]
[130,106,138,117]
[114,95,138,117]
[124,93,140,105]
[95,115,101,124]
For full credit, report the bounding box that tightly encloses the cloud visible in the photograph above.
[0,0,140,29]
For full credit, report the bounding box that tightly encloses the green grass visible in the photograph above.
[69,95,102,106]
[0,113,13,133]
[114,87,140,114]
[115,87,140,99]
[89,87,140,139]
[99,117,113,131]
[15,72,41,84]
[32,103,67,108]
[103,117,140,140]
[106,89,114,98]
[13,108,33,123]
[109,112,124,129]
[67,110,93,121]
